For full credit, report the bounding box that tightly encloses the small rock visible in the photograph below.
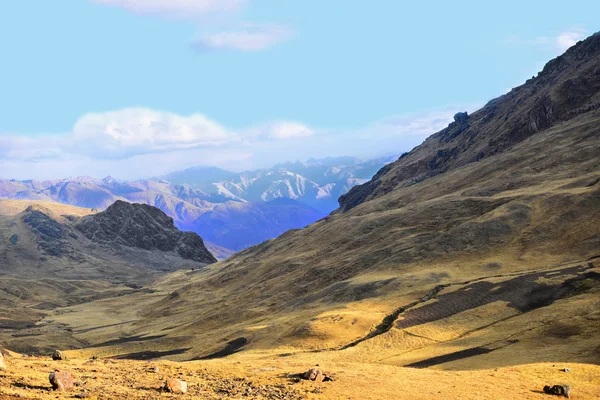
[149,366,160,373]
[302,368,320,381]
[52,350,67,361]
[164,379,187,394]
[562,368,571,373]
[301,368,333,382]
[0,350,6,371]
[543,384,571,398]
[75,390,92,399]
[49,370,74,391]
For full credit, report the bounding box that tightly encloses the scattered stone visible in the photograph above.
[52,350,67,361]
[49,370,74,391]
[149,366,160,373]
[164,379,188,394]
[75,390,92,398]
[543,384,571,398]
[302,368,334,382]
[0,350,6,371]
[561,368,571,372]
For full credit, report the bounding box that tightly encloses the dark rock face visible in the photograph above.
[453,111,469,125]
[339,31,600,212]
[22,206,74,257]
[76,201,216,264]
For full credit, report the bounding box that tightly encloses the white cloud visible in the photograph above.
[90,0,245,20]
[0,106,473,180]
[90,1,292,54]
[244,121,314,140]
[555,30,586,52]
[506,28,587,53]
[70,108,232,158]
[193,24,292,52]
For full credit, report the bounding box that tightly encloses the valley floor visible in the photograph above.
[0,351,599,399]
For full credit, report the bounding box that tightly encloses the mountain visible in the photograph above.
[76,200,216,264]
[0,156,394,252]
[154,166,239,193]
[49,32,600,367]
[190,198,325,251]
[339,34,600,211]
[0,199,216,352]
[208,156,397,213]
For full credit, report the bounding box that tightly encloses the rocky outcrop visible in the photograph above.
[22,205,75,257]
[76,201,216,264]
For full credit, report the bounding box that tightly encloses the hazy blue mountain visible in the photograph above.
[187,198,325,251]
[0,155,396,254]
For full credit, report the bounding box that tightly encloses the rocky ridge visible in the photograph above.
[76,200,217,264]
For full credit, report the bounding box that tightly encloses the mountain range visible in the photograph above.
[0,156,395,253]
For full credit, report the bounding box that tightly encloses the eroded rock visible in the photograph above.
[302,368,333,382]
[0,350,6,371]
[164,379,188,394]
[49,370,74,391]
[52,350,67,361]
[543,384,571,398]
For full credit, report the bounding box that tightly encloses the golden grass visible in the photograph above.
[1,353,599,399]
[0,199,94,219]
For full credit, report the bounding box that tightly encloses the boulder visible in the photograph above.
[52,350,67,361]
[164,379,188,394]
[543,384,571,398]
[49,370,74,391]
[302,368,333,382]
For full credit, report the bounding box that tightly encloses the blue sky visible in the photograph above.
[0,0,598,179]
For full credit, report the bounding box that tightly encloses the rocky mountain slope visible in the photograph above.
[339,32,600,211]
[39,32,600,370]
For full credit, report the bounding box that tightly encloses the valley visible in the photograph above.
[1,27,599,400]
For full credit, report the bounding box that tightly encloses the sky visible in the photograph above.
[0,0,598,180]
